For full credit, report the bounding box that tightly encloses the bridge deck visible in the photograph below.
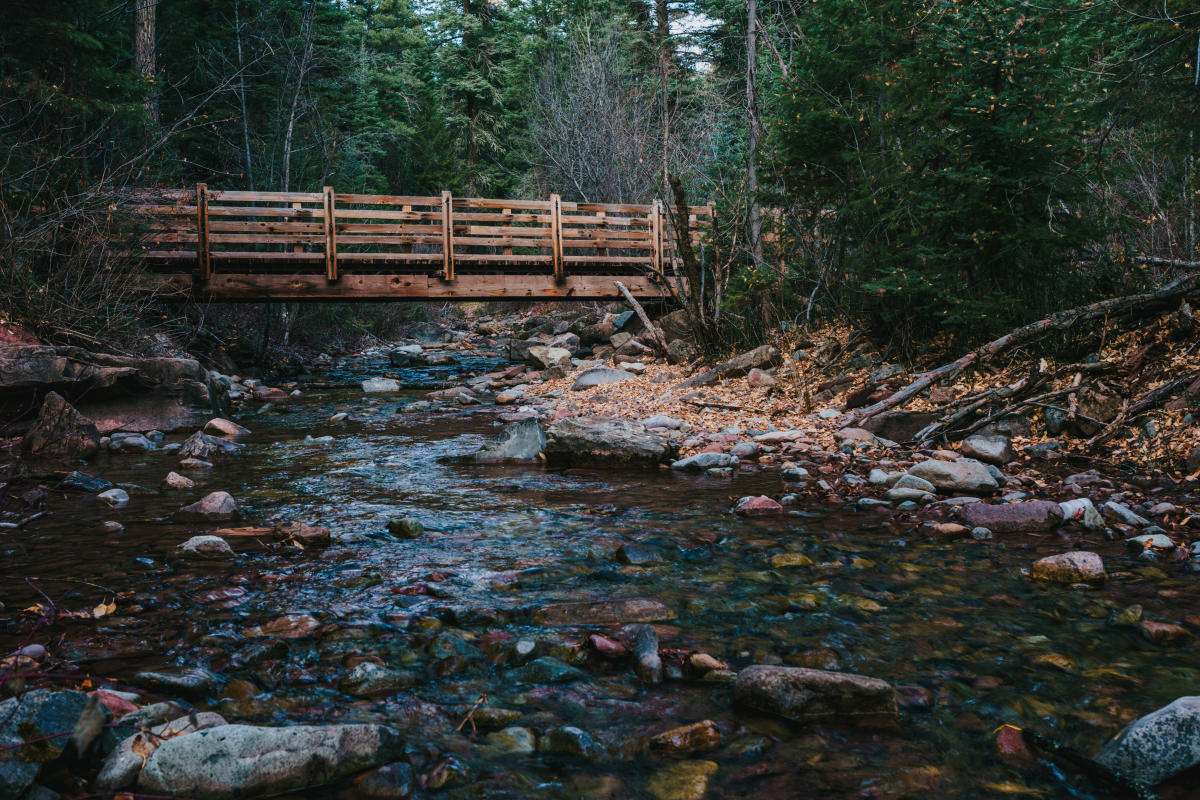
[131,187,711,301]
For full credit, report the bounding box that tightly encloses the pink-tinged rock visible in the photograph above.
[252,386,289,403]
[1031,551,1106,584]
[959,501,1063,533]
[700,443,724,454]
[588,634,629,659]
[734,496,784,517]
[93,689,139,717]
[995,724,1033,761]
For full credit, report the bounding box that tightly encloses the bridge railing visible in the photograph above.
[129,186,713,287]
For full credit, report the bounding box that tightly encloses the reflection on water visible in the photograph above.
[2,352,1196,798]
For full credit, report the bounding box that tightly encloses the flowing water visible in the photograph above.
[2,353,1197,799]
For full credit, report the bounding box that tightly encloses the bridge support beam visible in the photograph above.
[141,273,673,302]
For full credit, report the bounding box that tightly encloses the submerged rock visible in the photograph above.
[533,598,676,626]
[1031,551,1106,584]
[273,520,331,547]
[510,656,585,684]
[340,663,415,697]
[733,665,897,720]
[387,518,424,539]
[545,416,672,466]
[136,723,403,799]
[631,624,662,685]
[646,760,718,800]
[650,720,721,754]
[1095,696,1200,785]
[469,417,546,463]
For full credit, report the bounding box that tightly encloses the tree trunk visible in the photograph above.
[234,0,254,189]
[656,0,670,190]
[133,0,158,123]
[745,0,764,270]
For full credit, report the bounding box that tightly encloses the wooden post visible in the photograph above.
[323,186,338,282]
[595,209,607,262]
[502,206,512,258]
[291,200,303,256]
[650,200,663,276]
[195,183,211,281]
[440,190,455,281]
[550,193,564,283]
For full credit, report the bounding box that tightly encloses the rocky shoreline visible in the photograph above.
[2,306,1200,798]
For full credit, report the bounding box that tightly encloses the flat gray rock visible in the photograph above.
[545,416,672,466]
[137,723,403,799]
[571,367,637,391]
[906,458,998,493]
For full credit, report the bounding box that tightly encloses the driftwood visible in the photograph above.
[851,273,1200,427]
[614,280,669,354]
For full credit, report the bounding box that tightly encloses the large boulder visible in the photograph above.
[20,391,100,458]
[676,345,780,389]
[136,723,404,799]
[545,416,673,466]
[906,458,998,494]
[733,666,897,720]
[0,345,227,433]
[0,689,90,799]
[469,418,546,463]
[959,501,1063,533]
[1095,696,1200,785]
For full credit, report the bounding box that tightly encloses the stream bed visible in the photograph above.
[3,352,1198,799]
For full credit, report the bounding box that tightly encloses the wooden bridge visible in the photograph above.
[130,186,713,301]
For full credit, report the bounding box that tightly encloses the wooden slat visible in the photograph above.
[207,206,325,219]
[650,200,663,276]
[208,190,323,202]
[456,198,552,211]
[335,193,441,206]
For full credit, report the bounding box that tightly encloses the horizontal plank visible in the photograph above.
[562,255,654,264]
[452,236,553,248]
[141,273,672,301]
[335,235,444,246]
[455,198,551,211]
[208,234,326,244]
[335,193,441,205]
[207,205,325,219]
[208,190,323,202]
[209,221,325,233]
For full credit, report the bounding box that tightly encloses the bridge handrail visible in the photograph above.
[125,186,714,286]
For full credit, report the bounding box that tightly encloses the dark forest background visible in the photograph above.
[1,0,1198,358]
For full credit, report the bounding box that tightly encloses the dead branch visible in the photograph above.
[614,280,668,354]
[1084,369,1200,449]
[851,274,1200,426]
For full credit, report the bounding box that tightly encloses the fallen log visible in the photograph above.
[850,274,1200,427]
